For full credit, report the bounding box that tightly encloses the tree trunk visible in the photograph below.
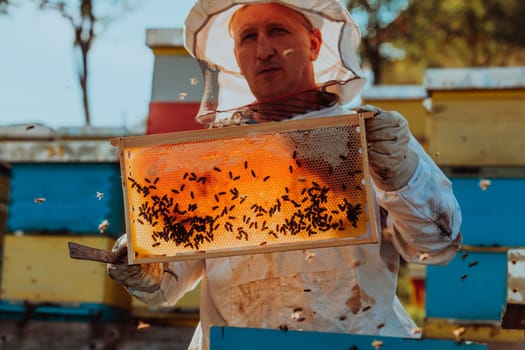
[79,42,90,125]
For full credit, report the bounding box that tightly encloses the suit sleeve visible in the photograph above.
[374,136,462,265]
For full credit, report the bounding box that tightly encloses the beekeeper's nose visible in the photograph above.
[256,33,275,60]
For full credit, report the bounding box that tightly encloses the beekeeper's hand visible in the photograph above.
[107,234,163,293]
[361,105,419,191]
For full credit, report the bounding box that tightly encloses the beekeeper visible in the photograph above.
[108,1,463,349]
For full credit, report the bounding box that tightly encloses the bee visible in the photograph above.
[98,219,110,233]
[305,251,316,263]
[290,309,304,321]
[479,178,491,191]
[411,327,422,336]
[350,260,362,268]
[418,253,430,262]
[137,320,151,330]
[371,340,383,349]
[278,325,289,332]
[453,326,466,339]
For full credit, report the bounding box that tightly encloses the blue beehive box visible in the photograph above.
[426,250,507,322]
[451,178,525,247]
[7,162,124,236]
[209,326,488,350]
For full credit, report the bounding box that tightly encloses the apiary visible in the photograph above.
[112,113,377,263]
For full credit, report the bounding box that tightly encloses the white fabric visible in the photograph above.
[183,0,366,126]
[130,105,462,350]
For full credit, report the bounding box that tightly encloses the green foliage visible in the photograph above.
[347,0,409,83]
[347,0,525,83]
[393,0,525,67]
[0,0,10,14]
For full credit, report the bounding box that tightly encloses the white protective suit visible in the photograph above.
[128,1,463,350]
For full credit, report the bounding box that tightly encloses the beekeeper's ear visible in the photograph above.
[309,28,322,61]
[233,48,244,75]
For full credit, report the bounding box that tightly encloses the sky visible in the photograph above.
[0,0,195,130]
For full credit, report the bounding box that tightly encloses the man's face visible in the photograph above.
[230,4,322,102]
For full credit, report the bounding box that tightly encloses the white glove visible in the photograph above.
[107,234,164,293]
[362,105,419,191]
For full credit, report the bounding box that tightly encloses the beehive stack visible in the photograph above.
[422,67,525,345]
[0,125,131,322]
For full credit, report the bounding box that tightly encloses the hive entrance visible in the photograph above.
[112,113,377,263]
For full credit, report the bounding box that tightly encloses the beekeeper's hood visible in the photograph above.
[184,0,366,127]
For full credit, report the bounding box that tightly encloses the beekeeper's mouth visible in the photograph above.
[259,67,281,75]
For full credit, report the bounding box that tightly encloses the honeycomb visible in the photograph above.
[116,114,377,263]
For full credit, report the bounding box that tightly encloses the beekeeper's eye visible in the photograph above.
[268,25,289,36]
[240,31,257,43]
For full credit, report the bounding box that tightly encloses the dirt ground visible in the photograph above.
[0,320,195,350]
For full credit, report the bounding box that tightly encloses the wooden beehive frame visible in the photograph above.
[112,112,378,264]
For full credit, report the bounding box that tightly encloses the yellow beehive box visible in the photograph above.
[0,235,130,310]
[362,85,428,147]
[424,67,525,167]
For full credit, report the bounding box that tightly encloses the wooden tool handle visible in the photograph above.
[68,241,127,264]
